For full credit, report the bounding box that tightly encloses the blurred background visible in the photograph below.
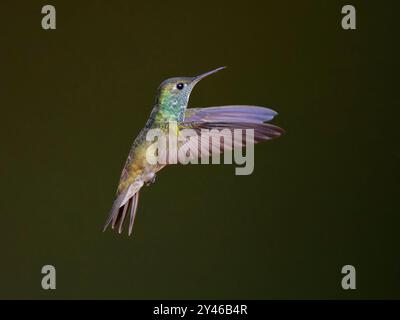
[0,0,399,299]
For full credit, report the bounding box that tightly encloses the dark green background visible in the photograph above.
[1,0,399,299]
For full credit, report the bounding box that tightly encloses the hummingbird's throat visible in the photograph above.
[156,92,188,122]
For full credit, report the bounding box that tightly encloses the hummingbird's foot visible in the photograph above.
[145,174,156,186]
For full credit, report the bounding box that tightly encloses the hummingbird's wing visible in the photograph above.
[177,121,283,160]
[184,105,278,123]
[177,105,284,161]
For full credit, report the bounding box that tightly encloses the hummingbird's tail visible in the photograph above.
[103,181,143,236]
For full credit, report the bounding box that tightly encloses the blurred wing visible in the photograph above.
[184,105,278,123]
[176,121,284,161]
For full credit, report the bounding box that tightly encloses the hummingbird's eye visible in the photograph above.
[176,83,184,90]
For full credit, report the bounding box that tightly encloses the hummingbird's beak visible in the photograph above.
[192,66,226,84]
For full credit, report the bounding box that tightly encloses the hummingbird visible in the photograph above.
[103,67,284,236]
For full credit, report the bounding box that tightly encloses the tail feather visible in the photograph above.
[103,183,142,235]
[117,199,130,234]
[103,199,121,232]
[128,192,140,236]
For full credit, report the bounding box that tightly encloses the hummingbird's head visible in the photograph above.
[156,67,226,121]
